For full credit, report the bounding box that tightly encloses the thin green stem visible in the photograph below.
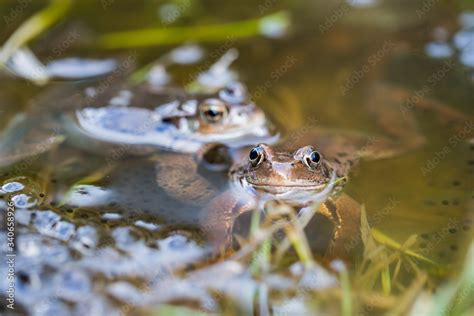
[0,0,72,67]
[99,11,290,49]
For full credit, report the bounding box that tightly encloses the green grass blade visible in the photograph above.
[99,11,290,49]
[340,268,352,316]
[372,228,438,266]
[250,238,271,275]
[250,208,261,236]
[381,265,391,295]
[0,0,72,67]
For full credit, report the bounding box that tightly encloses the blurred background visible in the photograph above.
[0,1,473,315]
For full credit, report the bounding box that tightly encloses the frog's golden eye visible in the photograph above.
[303,149,321,170]
[199,99,229,123]
[219,82,248,104]
[249,145,265,167]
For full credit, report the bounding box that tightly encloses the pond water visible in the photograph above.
[0,1,473,315]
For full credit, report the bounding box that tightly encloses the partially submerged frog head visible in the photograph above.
[75,82,277,153]
[231,144,341,202]
[157,82,273,144]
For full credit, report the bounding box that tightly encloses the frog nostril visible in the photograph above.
[272,162,293,179]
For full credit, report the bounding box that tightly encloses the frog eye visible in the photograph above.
[219,82,247,104]
[199,99,229,123]
[303,150,321,170]
[249,145,265,167]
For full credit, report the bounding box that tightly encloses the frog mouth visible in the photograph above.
[241,172,339,203]
[248,182,329,193]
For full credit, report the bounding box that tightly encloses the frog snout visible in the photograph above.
[271,162,293,181]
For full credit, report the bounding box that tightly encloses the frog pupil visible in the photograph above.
[249,148,259,160]
[310,151,320,163]
[206,109,220,117]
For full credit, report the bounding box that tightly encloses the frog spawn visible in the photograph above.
[0,174,214,315]
[1,177,41,209]
[0,200,211,315]
[414,216,473,264]
[0,172,342,315]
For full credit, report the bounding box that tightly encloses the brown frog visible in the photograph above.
[201,142,361,259]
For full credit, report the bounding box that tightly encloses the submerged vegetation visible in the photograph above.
[0,0,473,315]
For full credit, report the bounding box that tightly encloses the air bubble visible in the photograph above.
[2,181,25,193]
[425,42,453,59]
[169,45,204,65]
[167,234,188,249]
[135,220,160,231]
[11,193,38,209]
[101,213,122,220]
